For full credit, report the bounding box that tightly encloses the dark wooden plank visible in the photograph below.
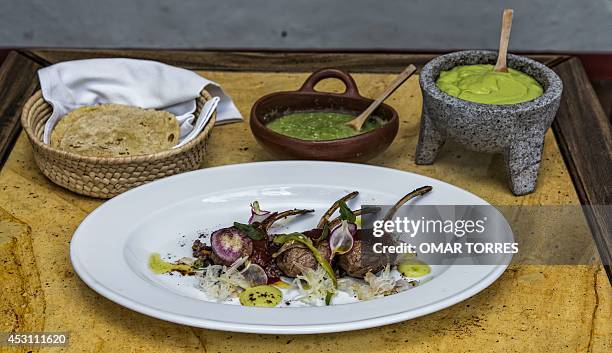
[591,79,612,118]
[551,57,612,280]
[27,49,562,73]
[0,50,9,64]
[0,51,41,169]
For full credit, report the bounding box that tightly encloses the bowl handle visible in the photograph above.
[298,68,362,98]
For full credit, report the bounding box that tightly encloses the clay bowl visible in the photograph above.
[250,68,399,162]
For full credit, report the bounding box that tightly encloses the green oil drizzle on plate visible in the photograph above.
[149,253,192,274]
[398,258,431,278]
[239,285,283,307]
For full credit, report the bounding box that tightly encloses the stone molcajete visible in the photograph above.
[416,50,563,195]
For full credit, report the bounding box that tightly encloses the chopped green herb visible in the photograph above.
[339,202,356,222]
[233,222,264,240]
[325,291,334,305]
[316,223,330,242]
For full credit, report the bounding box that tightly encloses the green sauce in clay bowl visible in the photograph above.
[250,68,399,162]
[266,111,384,141]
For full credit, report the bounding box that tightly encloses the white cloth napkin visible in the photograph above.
[38,58,243,146]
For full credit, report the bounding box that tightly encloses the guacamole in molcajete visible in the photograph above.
[436,64,543,105]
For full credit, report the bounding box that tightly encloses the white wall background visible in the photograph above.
[1,0,611,52]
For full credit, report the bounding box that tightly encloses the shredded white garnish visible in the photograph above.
[363,264,399,297]
[177,257,195,266]
[292,265,336,306]
[197,257,250,301]
[338,264,409,300]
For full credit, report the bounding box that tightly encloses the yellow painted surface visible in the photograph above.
[0,72,609,353]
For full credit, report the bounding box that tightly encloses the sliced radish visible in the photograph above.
[241,263,268,286]
[249,201,272,224]
[210,227,253,265]
[329,220,356,256]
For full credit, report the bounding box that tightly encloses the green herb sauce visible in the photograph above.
[266,111,382,141]
[148,253,192,275]
[239,285,283,307]
[436,64,543,105]
[398,258,431,278]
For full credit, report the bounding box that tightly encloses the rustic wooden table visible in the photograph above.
[0,50,610,353]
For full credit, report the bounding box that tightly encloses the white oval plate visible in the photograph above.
[71,161,512,334]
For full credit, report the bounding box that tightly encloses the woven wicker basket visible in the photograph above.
[21,89,216,199]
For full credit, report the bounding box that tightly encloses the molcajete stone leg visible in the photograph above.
[504,137,545,196]
[415,106,446,164]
